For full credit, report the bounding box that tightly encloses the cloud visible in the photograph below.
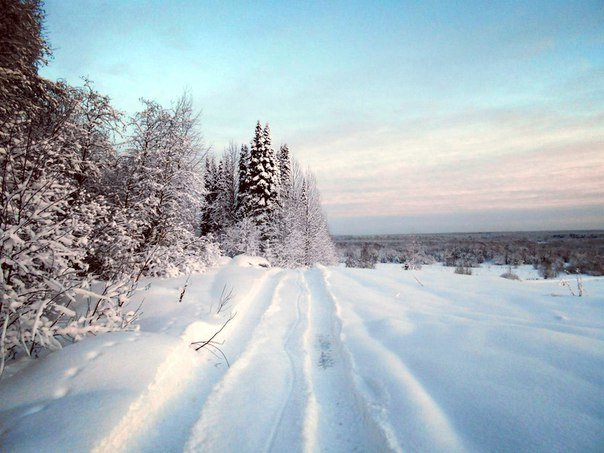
[296,103,604,223]
[329,205,604,235]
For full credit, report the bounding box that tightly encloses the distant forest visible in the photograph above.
[336,231,604,277]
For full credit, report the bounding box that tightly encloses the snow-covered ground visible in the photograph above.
[1,260,603,452]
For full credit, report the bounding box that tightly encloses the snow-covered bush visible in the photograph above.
[220,218,262,258]
[0,4,139,375]
[454,265,473,275]
[345,244,379,269]
[0,94,136,375]
[536,256,564,279]
[402,261,422,270]
[500,267,520,280]
[145,238,221,278]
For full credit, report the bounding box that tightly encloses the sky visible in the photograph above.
[40,0,604,235]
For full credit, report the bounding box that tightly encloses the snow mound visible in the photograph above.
[0,331,197,452]
[213,256,233,267]
[230,254,271,268]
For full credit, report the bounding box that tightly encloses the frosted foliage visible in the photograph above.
[210,124,336,268]
[101,96,211,277]
[1,2,216,375]
[246,122,281,224]
[200,146,238,238]
[298,173,337,266]
[0,98,136,373]
[236,144,252,220]
[220,218,262,257]
[146,238,221,278]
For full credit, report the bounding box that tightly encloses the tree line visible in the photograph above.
[336,231,603,277]
[0,0,334,374]
[201,122,335,267]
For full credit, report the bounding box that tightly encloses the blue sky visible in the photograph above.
[41,0,604,234]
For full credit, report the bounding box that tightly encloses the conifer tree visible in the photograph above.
[279,144,292,198]
[236,144,251,219]
[247,121,281,225]
[200,155,219,236]
[216,145,238,229]
[215,121,336,267]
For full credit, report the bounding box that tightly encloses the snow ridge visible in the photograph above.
[92,337,200,452]
[324,267,469,452]
[264,271,311,451]
[94,267,286,452]
[184,271,295,451]
[301,268,394,452]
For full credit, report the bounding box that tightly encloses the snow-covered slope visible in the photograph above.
[1,260,603,452]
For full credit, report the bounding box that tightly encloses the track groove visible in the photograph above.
[184,271,301,452]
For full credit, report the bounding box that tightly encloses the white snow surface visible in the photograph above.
[1,260,603,452]
[230,254,271,268]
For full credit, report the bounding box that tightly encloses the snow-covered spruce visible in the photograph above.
[203,122,336,267]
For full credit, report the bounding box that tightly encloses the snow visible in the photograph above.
[1,263,603,452]
[230,254,271,268]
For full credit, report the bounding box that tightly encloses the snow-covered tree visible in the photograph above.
[221,122,335,267]
[220,217,262,257]
[264,158,336,267]
[200,155,219,237]
[215,144,239,232]
[236,144,251,220]
[278,144,292,197]
[0,6,137,372]
[247,122,281,225]
[298,172,337,266]
[107,95,214,276]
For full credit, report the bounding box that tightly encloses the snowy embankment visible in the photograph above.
[1,260,603,452]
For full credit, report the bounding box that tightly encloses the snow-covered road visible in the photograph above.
[167,267,393,452]
[1,260,603,452]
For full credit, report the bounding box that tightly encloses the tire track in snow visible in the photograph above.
[184,271,304,452]
[322,267,469,452]
[265,271,311,452]
[93,268,285,453]
[349,269,600,339]
[301,268,393,452]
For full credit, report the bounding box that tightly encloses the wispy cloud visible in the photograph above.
[299,104,604,222]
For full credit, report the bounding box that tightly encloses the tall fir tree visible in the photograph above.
[236,144,251,219]
[216,143,239,229]
[278,144,292,198]
[246,121,281,225]
[200,155,219,236]
[262,123,282,207]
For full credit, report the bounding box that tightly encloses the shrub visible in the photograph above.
[345,244,379,269]
[500,267,520,280]
[454,266,472,275]
[537,256,564,279]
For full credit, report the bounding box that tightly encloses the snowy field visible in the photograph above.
[1,259,603,452]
